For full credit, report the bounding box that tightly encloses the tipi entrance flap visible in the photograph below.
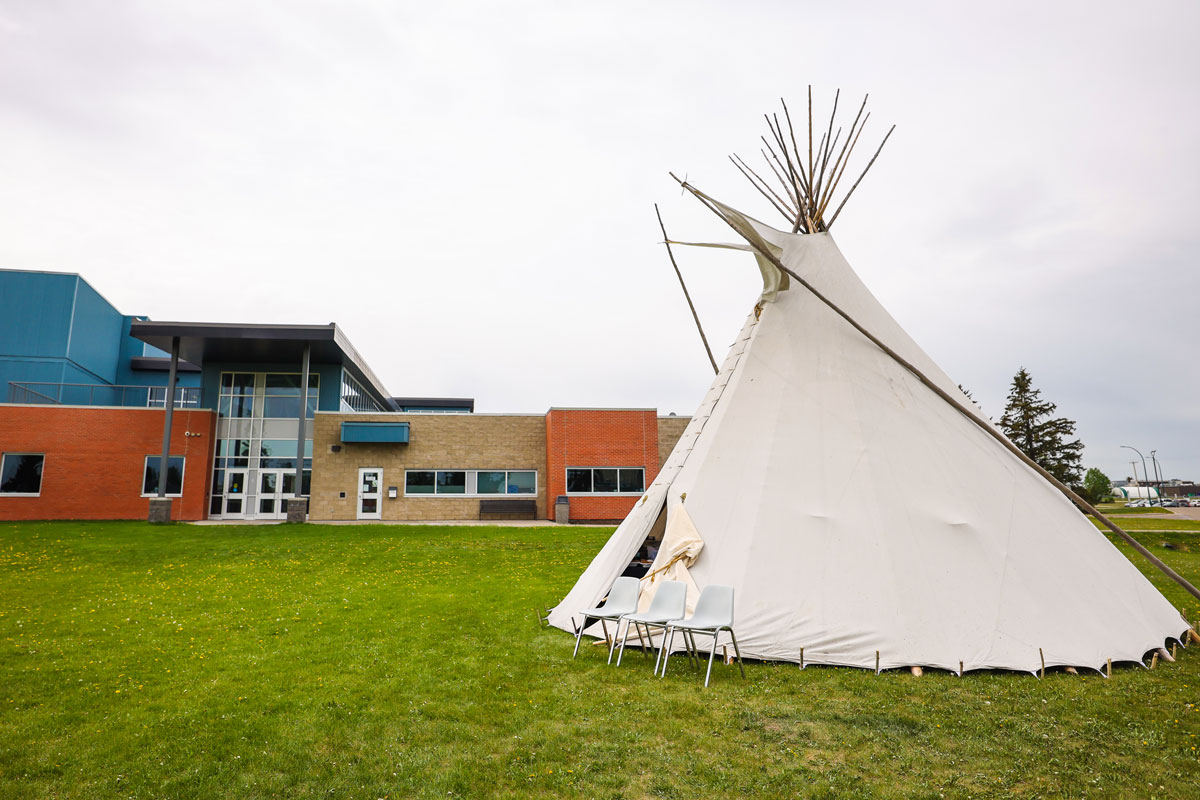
[545,485,667,636]
[638,501,704,615]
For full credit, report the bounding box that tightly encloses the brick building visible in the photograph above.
[1,268,690,523]
[309,409,688,523]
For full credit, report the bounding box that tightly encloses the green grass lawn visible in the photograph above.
[1095,504,1179,516]
[1089,516,1200,532]
[3,521,1200,799]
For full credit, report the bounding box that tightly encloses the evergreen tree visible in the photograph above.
[1082,467,1111,504]
[998,367,1084,486]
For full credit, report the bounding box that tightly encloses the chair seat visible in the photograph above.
[624,610,681,625]
[670,615,730,631]
[581,605,633,620]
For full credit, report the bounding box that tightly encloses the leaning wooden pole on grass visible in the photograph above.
[655,204,718,375]
[669,173,1200,606]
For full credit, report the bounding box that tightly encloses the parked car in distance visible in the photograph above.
[1190,498,1200,507]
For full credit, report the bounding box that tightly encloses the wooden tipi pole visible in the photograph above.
[655,204,719,375]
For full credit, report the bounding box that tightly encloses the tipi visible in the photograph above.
[549,93,1192,674]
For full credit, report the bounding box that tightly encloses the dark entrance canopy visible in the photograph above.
[129,321,390,405]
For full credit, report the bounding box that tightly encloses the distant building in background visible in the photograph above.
[1110,485,1159,500]
[0,268,686,523]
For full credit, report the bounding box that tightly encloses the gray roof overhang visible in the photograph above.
[128,321,390,405]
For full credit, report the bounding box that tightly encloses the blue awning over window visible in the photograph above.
[340,421,410,444]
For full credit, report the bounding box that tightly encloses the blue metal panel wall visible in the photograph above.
[65,278,125,383]
[113,316,200,389]
[0,271,75,359]
[0,358,66,401]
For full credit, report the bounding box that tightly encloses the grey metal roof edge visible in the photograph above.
[390,396,475,407]
[127,320,391,404]
[129,320,340,340]
[331,324,391,405]
[130,356,201,372]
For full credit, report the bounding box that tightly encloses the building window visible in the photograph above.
[147,387,202,408]
[142,456,185,496]
[259,439,313,469]
[340,370,384,413]
[211,371,319,517]
[262,373,319,419]
[0,453,44,496]
[219,372,317,419]
[566,467,644,495]
[405,469,538,497]
[477,470,537,495]
[437,471,466,494]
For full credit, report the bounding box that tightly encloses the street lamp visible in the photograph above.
[1151,450,1164,503]
[1122,445,1151,504]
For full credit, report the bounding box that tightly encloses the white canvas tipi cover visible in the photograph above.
[549,199,1187,674]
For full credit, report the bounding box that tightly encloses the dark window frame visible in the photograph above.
[142,455,186,497]
[0,453,45,496]
[564,467,645,496]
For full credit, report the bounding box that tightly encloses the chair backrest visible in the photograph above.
[692,584,734,626]
[604,576,641,614]
[647,580,688,619]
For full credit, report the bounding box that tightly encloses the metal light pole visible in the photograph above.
[1150,450,1164,504]
[1121,445,1150,503]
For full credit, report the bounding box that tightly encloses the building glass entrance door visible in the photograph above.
[357,468,382,520]
[224,470,247,516]
[258,470,296,520]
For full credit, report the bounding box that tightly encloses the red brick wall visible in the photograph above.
[0,405,215,521]
[544,409,660,522]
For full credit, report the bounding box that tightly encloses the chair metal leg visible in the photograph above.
[728,628,746,678]
[653,624,670,675]
[705,631,719,687]
[572,615,587,658]
[639,622,653,661]
[660,626,676,677]
[607,618,624,664]
[600,618,610,652]
[686,630,700,669]
[616,620,633,666]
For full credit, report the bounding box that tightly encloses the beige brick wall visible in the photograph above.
[657,415,691,467]
[309,413,548,521]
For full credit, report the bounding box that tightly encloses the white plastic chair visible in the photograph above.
[660,584,745,687]
[616,580,687,672]
[572,576,642,663]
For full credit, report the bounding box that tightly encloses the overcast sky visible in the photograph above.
[1,1,1197,482]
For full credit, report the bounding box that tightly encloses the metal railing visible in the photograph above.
[6,382,204,408]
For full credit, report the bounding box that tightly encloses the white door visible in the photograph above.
[224,470,247,517]
[257,470,296,520]
[357,468,382,520]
